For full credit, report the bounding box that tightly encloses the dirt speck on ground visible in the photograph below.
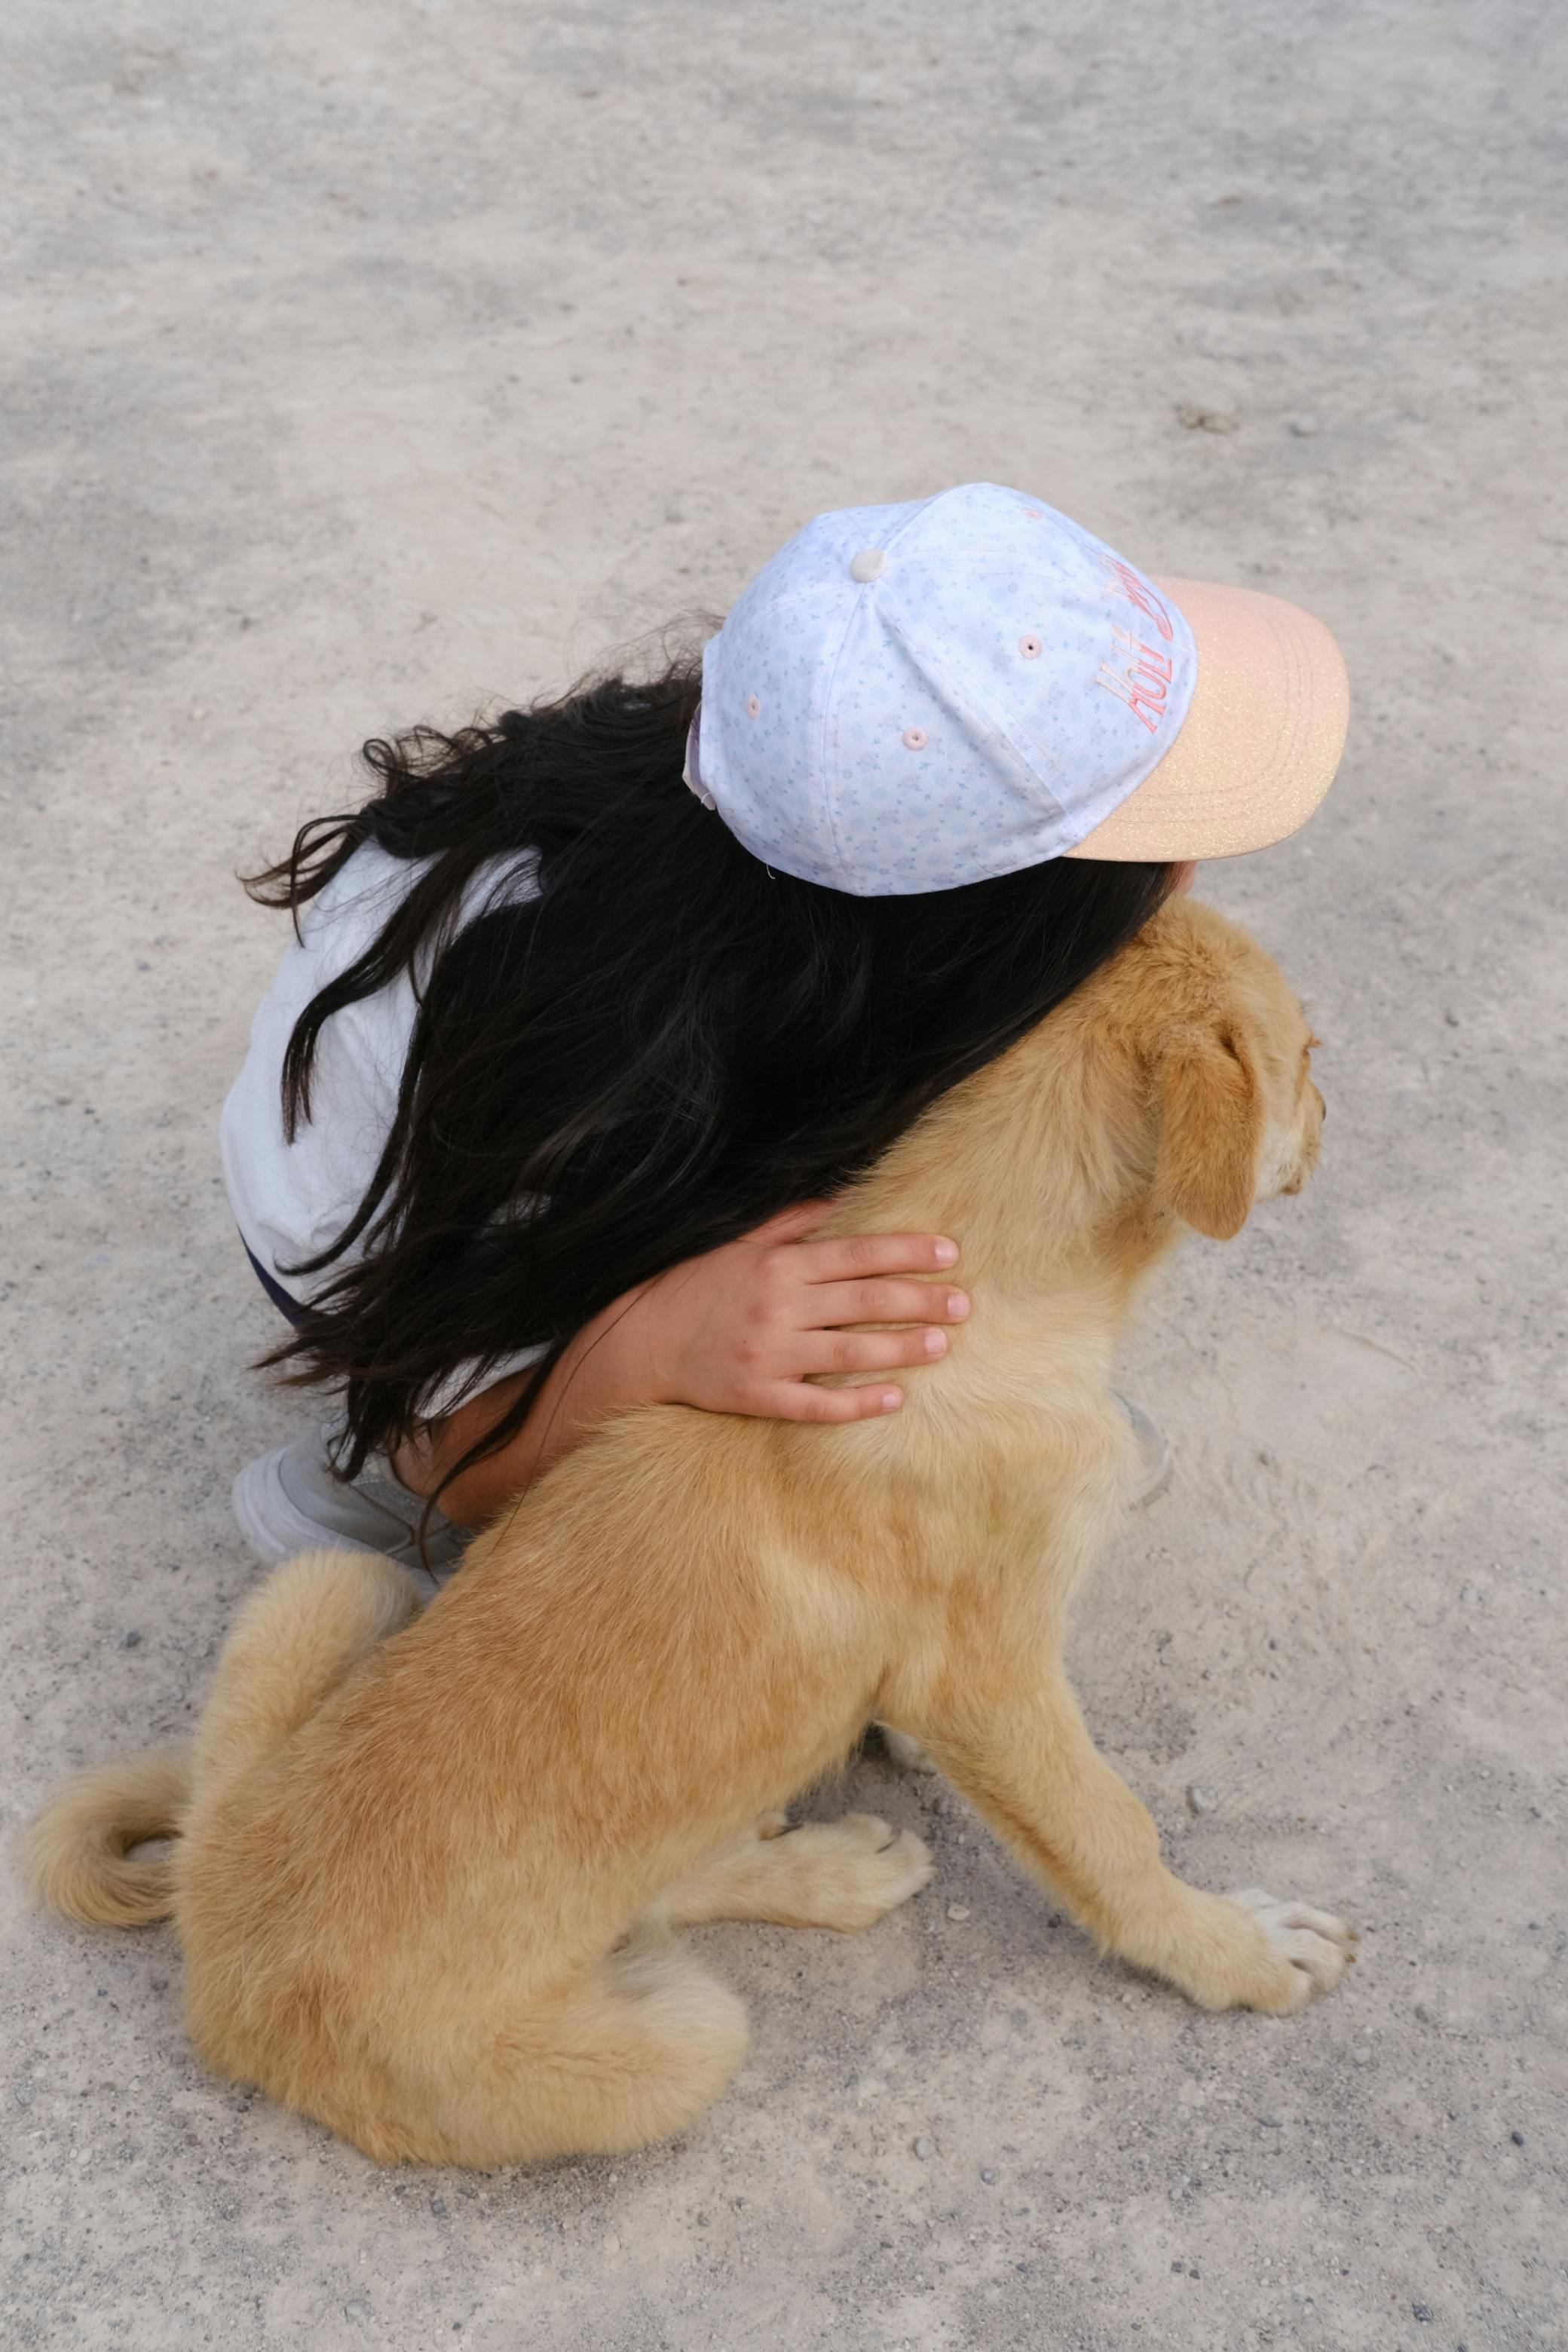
[3,4,1564,2347]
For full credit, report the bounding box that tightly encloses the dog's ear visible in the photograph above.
[1155,1024,1263,1240]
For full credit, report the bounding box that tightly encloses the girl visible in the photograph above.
[222,485,1346,1580]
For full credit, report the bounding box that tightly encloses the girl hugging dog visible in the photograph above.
[29,485,1352,2165]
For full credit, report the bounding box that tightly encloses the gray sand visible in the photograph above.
[3,3,1564,2346]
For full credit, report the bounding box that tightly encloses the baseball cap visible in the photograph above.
[684,482,1348,893]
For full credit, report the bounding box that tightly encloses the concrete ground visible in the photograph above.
[4,2,1565,2345]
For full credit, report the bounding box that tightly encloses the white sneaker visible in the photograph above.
[231,1425,467,1589]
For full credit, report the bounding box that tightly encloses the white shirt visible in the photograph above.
[221,841,547,1413]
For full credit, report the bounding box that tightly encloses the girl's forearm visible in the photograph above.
[395,1287,661,1528]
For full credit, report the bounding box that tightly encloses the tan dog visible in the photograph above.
[27,898,1352,2167]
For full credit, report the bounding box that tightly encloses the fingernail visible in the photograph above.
[946,1291,969,1319]
[880,1389,903,1411]
[933,1239,958,1266]
[923,1328,948,1357]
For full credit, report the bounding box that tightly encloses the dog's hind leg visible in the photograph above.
[654,1811,933,1933]
[382,1941,750,2167]
[193,1549,424,1792]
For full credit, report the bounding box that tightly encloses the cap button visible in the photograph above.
[848,548,886,583]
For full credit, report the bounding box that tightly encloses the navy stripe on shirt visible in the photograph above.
[244,1242,309,1328]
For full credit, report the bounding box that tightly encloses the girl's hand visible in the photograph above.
[630,1202,969,1424]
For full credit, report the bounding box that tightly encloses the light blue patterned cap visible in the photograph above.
[684,482,1202,895]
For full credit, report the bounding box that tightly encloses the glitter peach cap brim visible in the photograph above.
[1064,577,1349,862]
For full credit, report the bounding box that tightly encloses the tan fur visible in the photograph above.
[26,899,1350,2167]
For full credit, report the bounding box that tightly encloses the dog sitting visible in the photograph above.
[27,897,1352,2167]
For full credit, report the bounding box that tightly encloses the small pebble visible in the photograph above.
[430,2196,447,2216]
[914,2136,934,2160]
[1171,2259,1184,2274]
[1413,2304,1433,2323]
[1352,2046,1372,2065]
[1510,2129,1524,2146]
[345,2300,370,2323]
[121,1631,142,1649]
[1186,1785,1217,1816]
[15,2082,35,2108]
[1176,402,1240,433]
[1288,414,1320,436]
[1459,1584,1481,1606]
[1414,2001,1436,2024]
[946,1903,970,1922]
[1260,2114,1282,2129]
[981,2168,997,2185]
[1444,1009,1461,1027]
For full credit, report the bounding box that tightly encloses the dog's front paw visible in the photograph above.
[1201,1887,1355,2013]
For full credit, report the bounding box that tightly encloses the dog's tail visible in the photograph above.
[24,1750,191,1928]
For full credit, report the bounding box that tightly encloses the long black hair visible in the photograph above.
[244,648,1175,1497]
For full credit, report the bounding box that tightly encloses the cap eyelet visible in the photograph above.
[902,727,928,751]
[746,694,761,718]
[1018,633,1042,660]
